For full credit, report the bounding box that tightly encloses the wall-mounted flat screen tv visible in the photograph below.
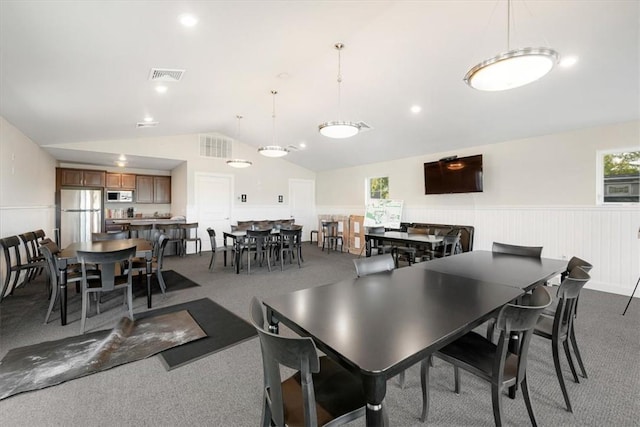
[424,154,483,194]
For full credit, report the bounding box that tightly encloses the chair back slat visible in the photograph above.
[353,254,395,277]
[92,231,129,241]
[492,242,543,258]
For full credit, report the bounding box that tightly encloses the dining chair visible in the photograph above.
[250,297,366,427]
[91,231,129,241]
[18,231,46,282]
[492,241,543,257]
[353,253,395,277]
[76,245,136,333]
[155,223,184,256]
[40,240,100,324]
[431,233,461,259]
[321,221,343,253]
[278,227,303,271]
[244,229,273,274]
[180,222,202,256]
[128,223,153,240]
[367,226,395,257]
[206,228,218,271]
[128,234,169,294]
[532,267,591,413]
[0,235,47,301]
[420,286,552,425]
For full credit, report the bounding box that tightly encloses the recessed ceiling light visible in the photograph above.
[118,154,127,161]
[144,116,154,122]
[299,142,306,149]
[179,14,198,27]
[410,105,422,114]
[115,161,127,168]
[155,85,168,94]
[559,56,578,68]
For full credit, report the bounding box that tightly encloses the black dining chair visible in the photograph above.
[277,227,303,271]
[532,267,591,413]
[243,229,273,274]
[420,286,552,425]
[92,231,129,241]
[250,297,366,427]
[76,246,136,333]
[353,253,395,277]
[127,234,169,294]
[492,241,543,257]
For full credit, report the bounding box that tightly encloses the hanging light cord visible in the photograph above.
[271,90,277,145]
[336,43,343,119]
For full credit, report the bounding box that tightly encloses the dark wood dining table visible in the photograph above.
[222,229,280,274]
[365,230,444,257]
[263,250,567,426]
[57,238,154,326]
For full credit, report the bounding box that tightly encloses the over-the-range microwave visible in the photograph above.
[107,190,133,202]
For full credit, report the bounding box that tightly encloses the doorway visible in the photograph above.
[288,179,316,241]
[195,173,233,251]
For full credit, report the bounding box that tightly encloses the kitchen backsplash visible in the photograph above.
[105,202,171,218]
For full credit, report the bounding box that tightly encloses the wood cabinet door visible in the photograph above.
[83,170,106,187]
[106,173,121,188]
[153,176,171,204]
[60,169,84,186]
[136,175,154,203]
[121,174,136,189]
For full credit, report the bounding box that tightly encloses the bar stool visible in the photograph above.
[128,223,153,241]
[180,222,202,255]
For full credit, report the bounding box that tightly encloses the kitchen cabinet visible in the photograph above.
[136,175,154,203]
[58,168,106,187]
[106,173,136,189]
[153,176,171,204]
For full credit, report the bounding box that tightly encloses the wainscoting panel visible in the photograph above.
[318,204,639,297]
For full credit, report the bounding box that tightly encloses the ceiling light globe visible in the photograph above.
[258,146,289,158]
[226,159,252,168]
[464,48,558,91]
[318,121,361,139]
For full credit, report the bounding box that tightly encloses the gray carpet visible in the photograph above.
[1,244,638,426]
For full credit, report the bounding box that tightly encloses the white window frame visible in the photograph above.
[596,147,640,205]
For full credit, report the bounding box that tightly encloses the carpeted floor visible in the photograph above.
[0,244,638,426]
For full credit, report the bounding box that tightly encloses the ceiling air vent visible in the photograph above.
[200,134,232,158]
[148,68,185,82]
[136,121,158,128]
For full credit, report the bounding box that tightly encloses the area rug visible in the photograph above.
[136,298,257,370]
[0,310,206,400]
[133,269,199,297]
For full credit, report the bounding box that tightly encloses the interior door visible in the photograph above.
[195,173,233,251]
[289,179,316,241]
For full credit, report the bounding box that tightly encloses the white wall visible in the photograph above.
[316,121,640,297]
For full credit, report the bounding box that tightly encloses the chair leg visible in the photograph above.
[454,366,461,394]
[81,291,89,334]
[491,382,504,427]
[552,339,573,412]
[521,375,539,427]
[126,286,133,319]
[44,279,59,324]
[486,319,496,341]
[398,370,405,389]
[570,326,588,379]
[563,339,580,383]
[157,270,167,294]
[420,357,430,422]
[208,251,216,271]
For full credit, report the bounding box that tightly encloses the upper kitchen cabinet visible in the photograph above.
[153,176,171,204]
[136,175,170,203]
[58,168,106,187]
[106,173,136,190]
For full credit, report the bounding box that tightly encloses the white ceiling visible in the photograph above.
[1,1,638,172]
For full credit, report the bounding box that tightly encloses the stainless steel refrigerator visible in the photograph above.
[60,189,103,247]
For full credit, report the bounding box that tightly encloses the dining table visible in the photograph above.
[263,250,567,426]
[365,230,444,258]
[57,238,154,326]
[222,229,280,274]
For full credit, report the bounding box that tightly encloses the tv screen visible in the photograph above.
[424,154,483,194]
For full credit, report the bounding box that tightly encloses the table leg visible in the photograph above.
[223,239,228,267]
[266,308,279,334]
[58,261,68,326]
[365,236,372,257]
[362,373,388,426]
[146,256,152,309]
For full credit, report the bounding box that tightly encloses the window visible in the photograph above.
[596,148,640,204]
[368,177,389,200]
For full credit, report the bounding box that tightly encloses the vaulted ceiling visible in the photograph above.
[1,1,638,171]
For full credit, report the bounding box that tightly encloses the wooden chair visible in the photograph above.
[0,236,47,301]
[321,221,343,253]
[18,231,46,282]
[492,242,543,257]
[250,297,366,427]
[156,223,184,256]
[180,222,202,256]
[277,227,303,271]
[76,245,136,333]
[128,234,169,294]
[353,253,395,277]
[421,286,552,425]
[532,267,591,413]
[243,229,273,274]
[40,240,99,324]
[92,231,129,241]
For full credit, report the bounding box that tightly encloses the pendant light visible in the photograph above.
[318,43,361,139]
[463,0,559,91]
[258,90,289,158]
[226,115,253,168]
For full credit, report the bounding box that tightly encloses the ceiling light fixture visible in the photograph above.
[155,85,168,94]
[319,43,361,139]
[463,0,559,91]
[227,115,253,168]
[179,14,198,27]
[118,154,127,161]
[258,90,289,158]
